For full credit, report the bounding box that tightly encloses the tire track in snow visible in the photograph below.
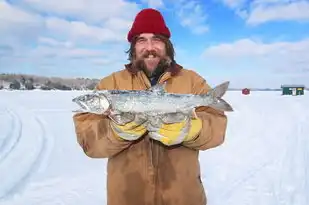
[0,173,107,205]
[0,108,13,151]
[0,108,22,163]
[33,114,55,174]
[0,108,14,150]
[0,104,54,200]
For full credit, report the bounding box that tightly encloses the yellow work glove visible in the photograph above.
[110,114,147,141]
[147,116,202,146]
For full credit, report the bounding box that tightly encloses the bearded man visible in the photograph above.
[73,8,228,205]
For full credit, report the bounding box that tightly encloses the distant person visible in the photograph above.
[73,8,228,205]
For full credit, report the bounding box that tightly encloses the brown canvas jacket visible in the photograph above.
[72,64,228,205]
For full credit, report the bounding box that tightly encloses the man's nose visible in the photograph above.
[145,40,154,50]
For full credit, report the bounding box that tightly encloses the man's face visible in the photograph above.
[134,33,167,72]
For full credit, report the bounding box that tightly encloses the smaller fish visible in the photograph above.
[72,81,233,125]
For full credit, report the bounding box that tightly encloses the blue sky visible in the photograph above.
[0,0,308,88]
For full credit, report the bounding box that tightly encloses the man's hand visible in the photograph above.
[110,113,148,141]
[146,115,203,146]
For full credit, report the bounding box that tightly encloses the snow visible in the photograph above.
[0,90,308,205]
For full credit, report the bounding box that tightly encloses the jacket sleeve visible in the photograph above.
[182,72,228,150]
[72,75,132,158]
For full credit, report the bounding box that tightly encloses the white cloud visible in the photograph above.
[198,35,309,88]
[201,38,309,75]
[30,45,107,59]
[45,17,126,44]
[38,37,74,48]
[161,0,209,34]
[141,0,164,9]
[218,0,309,25]
[21,0,139,24]
[0,0,140,77]
[0,0,139,47]
[247,0,309,25]
[176,0,209,34]
[0,1,40,24]
[0,36,127,77]
[19,0,138,44]
[0,1,44,47]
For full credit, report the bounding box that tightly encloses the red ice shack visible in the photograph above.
[242,88,250,95]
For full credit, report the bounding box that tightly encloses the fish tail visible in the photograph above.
[211,98,234,112]
[201,81,234,112]
[207,81,229,98]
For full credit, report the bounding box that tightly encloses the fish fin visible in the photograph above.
[209,98,234,112]
[160,112,187,124]
[73,100,94,113]
[191,108,198,119]
[182,108,199,119]
[147,82,166,94]
[108,112,135,125]
[206,81,230,98]
[201,81,233,112]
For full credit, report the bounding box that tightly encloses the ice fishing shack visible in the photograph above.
[242,88,250,95]
[281,84,305,96]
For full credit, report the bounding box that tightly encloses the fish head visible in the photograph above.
[72,91,110,114]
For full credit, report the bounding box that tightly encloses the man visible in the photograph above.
[73,8,228,205]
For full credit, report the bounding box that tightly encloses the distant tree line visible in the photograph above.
[0,73,99,90]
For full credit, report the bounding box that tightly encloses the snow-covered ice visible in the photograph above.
[0,90,308,205]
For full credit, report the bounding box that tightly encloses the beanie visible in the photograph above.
[127,8,171,42]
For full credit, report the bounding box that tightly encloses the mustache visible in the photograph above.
[142,50,158,58]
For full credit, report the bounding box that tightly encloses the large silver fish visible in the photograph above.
[72,81,233,125]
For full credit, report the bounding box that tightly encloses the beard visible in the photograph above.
[132,50,172,78]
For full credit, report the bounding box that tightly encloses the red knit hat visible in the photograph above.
[127,8,171,42]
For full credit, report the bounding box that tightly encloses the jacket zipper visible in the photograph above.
[141,71,170,204]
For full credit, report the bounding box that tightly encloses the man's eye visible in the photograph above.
[137,38,145,43]
[152,37,161,42]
